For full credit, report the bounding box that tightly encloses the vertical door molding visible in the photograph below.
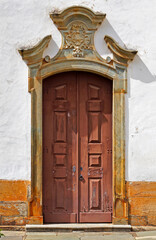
[19,36,51,224]
[18,6,137,225]
[104,35,137,224]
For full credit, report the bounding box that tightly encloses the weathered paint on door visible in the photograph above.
[43,71,112,223]
[43,72,78,223]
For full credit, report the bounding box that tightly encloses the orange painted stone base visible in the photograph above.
[0,180,30,225]
[26,216,43,225]
[0,180,156,226]
[126,181,156,226]
[0,216,43,226]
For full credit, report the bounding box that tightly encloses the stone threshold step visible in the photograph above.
[26,224,132,232]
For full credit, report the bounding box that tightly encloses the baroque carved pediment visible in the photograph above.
[18,6,137,69]
[18,6,137,93]
[49,6,137,65]
[50,6,105,60]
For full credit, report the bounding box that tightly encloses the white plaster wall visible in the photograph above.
[0,0,156,181]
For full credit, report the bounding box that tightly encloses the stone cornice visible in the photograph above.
[18,35,51,66]
[104,35,137,66]
[50,6,106,30]
[18,35,51,92]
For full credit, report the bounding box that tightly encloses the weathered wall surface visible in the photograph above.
[126,181,156,226]
[0,180,30,225]
[0,0,156,226]
[0,0,156,182]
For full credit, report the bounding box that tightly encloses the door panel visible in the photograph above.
[43,72,78,223]
[78,72,112,222]
[43,71,112,223]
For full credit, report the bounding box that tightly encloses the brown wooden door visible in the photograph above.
[43,71,112,223]
[43,72,78,223]
[78,72,112,222]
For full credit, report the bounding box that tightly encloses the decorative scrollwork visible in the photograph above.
[64,23,93,57]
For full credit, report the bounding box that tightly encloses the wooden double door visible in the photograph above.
[43,71,112,223]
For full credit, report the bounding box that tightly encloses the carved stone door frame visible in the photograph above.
[19,6,137,225]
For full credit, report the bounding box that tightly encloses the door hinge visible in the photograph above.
[43,146,48,154]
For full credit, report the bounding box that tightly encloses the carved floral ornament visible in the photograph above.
[64,22,93,57]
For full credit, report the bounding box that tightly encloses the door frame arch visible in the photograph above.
[19,6,137,225]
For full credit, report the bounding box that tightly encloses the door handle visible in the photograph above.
[79,174,84,181]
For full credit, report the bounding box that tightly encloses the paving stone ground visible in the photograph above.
[1,231,25,240]
[1,230,156,240]
[26,231,135,240]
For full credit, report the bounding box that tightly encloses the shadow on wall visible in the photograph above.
[129,55,156,85]
[43,36,60,59]
[44,17,155,84]
[125,55,156,180]
[94,18,156,182]
[43,16,156,181]
[95,18,127,57]
[95,18,155,84]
